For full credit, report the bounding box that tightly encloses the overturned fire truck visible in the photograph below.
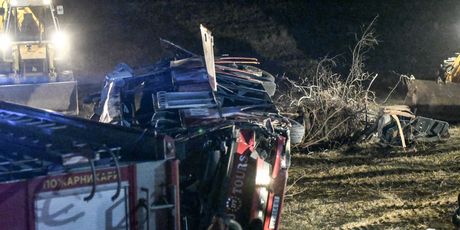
[0,25,296,230]
[86,25,299,229]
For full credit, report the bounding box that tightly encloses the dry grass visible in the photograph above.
[281,126,460,229]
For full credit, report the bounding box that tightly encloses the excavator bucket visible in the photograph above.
[406,78,460,122]
[0,81,78,114]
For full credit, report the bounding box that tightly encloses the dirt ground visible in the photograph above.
[281,126,460,229]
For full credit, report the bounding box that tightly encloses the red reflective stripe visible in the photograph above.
[236,139,249,155]
[263,193,275,230]
[236,130,255,155]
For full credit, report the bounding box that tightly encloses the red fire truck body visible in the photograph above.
[0,160,180,230]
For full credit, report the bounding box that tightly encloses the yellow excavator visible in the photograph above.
[0,0,77,114]
[406,53,460,122]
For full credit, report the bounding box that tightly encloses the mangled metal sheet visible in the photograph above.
[376,105,449,147]
[98,63,133,125]
[200,24,217,92]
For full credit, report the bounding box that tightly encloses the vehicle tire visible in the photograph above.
[289,119,305,145]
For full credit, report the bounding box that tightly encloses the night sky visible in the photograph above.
[61,0,460,84]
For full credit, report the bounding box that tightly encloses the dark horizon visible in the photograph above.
[62,0,460,83]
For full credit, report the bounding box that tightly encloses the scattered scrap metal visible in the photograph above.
[375,105,449,148]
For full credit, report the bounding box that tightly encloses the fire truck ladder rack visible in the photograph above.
[0,101,169,182]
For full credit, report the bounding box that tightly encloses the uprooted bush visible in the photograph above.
[276,19,379,149]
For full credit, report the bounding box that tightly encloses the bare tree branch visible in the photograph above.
[275,17,380,149]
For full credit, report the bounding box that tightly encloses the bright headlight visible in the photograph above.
[0,34,11,51]
[52,31,69,48]
[52,31,70,59]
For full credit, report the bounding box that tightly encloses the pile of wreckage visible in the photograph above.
[88,25,296,229]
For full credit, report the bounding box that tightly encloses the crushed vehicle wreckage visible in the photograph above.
[86,25,300,229]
